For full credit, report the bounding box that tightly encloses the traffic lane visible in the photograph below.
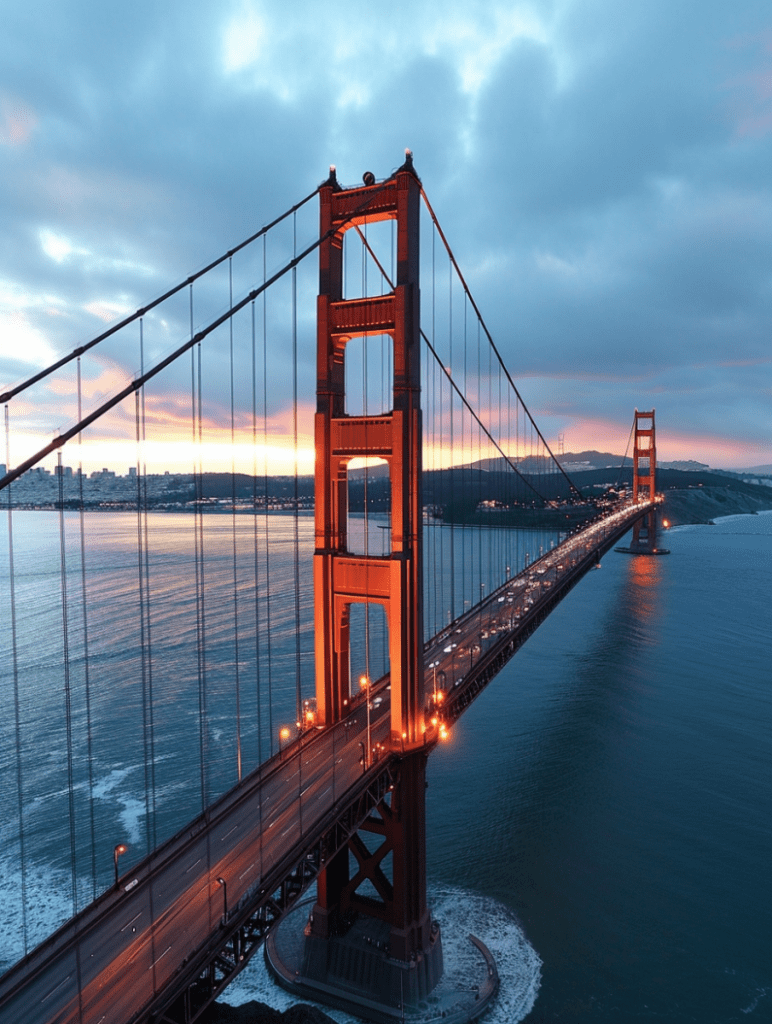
[75,837,216,1023]
[81,881,211,1024]
[422,516,631,695]
[87,720,377,1023]
[3,946,80,1024]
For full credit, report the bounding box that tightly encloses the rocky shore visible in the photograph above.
[203,1000,336,1024]
[661,484,772,526]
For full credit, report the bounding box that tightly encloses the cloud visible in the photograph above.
[0,92,38,146]
[0,0,770,471]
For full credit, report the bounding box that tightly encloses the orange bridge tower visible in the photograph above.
[296,155,443,1015]
[618,409,669,555]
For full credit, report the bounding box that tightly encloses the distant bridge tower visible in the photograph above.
[294,155,443,1016]
[619,408,669,555]
[633,409,656,504]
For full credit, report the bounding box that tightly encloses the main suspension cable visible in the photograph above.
[1,185,394,493]
[352,226,552,503]
[420,187,583,501]
[0,187,321,405]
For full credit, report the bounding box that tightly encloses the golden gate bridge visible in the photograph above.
[0,153,663,1024]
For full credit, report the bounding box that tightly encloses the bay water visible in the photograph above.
[1,510,770,1021]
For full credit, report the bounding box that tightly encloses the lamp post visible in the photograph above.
[216,876,227,924]
[114,843,128,888]
[359,675,371,768]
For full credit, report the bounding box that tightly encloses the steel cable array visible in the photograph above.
[0,173,593,963]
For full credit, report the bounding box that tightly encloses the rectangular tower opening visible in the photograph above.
[342,218,395,300]
[347,457,391,556]
[348,601,390,699]
[344,334,394,418]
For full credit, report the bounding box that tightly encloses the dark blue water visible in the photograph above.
[426,512,772,1022]
[1,511,770,1021]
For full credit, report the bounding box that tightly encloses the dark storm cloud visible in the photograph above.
[450,2,772,460]
[1,0,770,466]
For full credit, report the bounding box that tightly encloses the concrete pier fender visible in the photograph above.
[265,899,499,1024]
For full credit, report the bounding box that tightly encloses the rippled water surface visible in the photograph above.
[1,511,770,1021]
[425,512,772,1022]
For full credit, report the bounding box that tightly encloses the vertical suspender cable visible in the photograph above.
[463,291,470,615]
[473,354,480,641]
[136,317,156,853]
[229,257,243,783]
[6,405,28,954]
[487,332,493,585]
[497,361,502,585]
[57,452,78,915]
[191,284,207,810]
[262,236,274,756]
[141,326,157,849]
[76,358,97,899]
[448,247,455,622]
[251,298,263,767]
[429,225,437,637]
[291,211,303,832]
[292,211,302,735]
[135,389,151,855]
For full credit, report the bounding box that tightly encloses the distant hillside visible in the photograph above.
[421,464,772,528]
[658,459,710,471]
[729,464,772,475]
[568,467,772,525]
[468,451,622,473]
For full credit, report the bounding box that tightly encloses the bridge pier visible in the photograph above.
[615,507,670,555]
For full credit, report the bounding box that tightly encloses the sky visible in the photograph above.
[1,0,771,474]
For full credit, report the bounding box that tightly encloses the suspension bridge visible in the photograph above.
[0,154,662,1024]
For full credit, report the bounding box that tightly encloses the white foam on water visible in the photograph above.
[91,766,136,800]
[0,856,91,972]
[91,765,147,843]
[431,886,542,1022]
[740,986,770,1015]
[221,885,541,1023]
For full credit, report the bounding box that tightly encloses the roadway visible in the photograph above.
[423,500,656,720]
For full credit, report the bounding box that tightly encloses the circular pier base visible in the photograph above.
[265,899,498,1024]
[614,546,670,555]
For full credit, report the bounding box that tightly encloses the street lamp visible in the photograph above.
[360,675,371,768]
[216,876,227,924]
[429,661,438,703]
[114,843,128,888]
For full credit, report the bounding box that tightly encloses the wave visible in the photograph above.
[221,884,541,1023]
